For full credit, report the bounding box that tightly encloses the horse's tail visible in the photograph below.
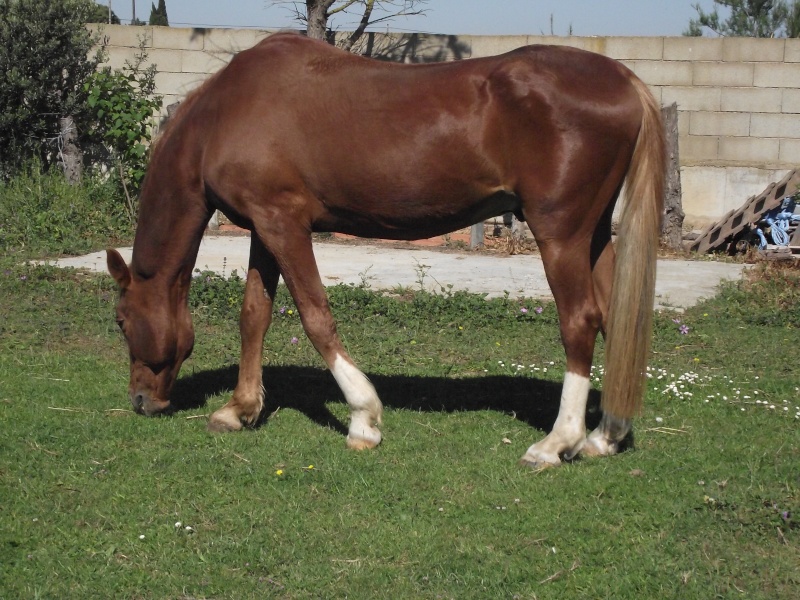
[601,76,665,419]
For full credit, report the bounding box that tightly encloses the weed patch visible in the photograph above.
[0,168,133,258]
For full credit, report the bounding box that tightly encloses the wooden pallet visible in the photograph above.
[685,169,800,254]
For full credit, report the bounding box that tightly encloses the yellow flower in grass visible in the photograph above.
[275,469,284,476]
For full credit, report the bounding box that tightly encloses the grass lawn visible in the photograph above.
[0,255,798,599]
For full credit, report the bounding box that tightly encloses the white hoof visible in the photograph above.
[346,417,382,450]
[519,449,562,470]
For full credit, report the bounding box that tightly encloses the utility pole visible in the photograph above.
[132,0,136,25]
[108,0,112,24]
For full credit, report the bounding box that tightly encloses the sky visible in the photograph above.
[100,1,724,38]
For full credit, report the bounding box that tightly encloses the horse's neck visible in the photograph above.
[130,192,210,285]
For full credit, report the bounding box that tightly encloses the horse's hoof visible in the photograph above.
[346,436,380,450]
[519,454,561,473]
[346,425,382,450]
[582,433,620,457]
[346,419,381,450]
[207,408,244,433]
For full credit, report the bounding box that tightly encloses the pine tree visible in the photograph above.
[685,0,797,37]
[149,0,169,27]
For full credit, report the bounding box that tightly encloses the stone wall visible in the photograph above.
[92,25,800,224]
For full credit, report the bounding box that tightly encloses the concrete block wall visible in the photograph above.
[92,25,800,224]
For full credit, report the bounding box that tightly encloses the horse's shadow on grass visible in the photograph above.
[172,365,602,435]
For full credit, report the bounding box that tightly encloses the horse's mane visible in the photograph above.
[150,67,225,155]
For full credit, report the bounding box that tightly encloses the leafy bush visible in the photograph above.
[0,0,100,178]
[0,166,133,257]
[83,42,163,213]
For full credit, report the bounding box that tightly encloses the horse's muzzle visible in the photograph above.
[130,391,173,416]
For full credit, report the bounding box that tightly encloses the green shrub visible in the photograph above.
[83,41,163,212]
[0,0,100,178]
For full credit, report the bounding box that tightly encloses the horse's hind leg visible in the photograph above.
[518,234,602,469]
[584,232,632,457]
[258,222,383,449]
[209,234,280,432]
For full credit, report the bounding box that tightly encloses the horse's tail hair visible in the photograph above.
[601,76,665,419]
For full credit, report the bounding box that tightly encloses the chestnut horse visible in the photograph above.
[107,32,664,468]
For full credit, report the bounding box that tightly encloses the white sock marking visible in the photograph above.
[522,372,590,465]
[330,354,383,446]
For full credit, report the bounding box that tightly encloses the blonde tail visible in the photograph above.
[601,76,666,419]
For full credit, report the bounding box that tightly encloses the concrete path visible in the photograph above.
[54,234,747,310]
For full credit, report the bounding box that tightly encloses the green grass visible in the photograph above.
[0,257,798,599]
[0,167,134,259]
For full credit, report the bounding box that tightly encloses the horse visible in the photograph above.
[106,32,665,469]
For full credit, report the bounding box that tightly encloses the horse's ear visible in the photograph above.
[106,249,131,289]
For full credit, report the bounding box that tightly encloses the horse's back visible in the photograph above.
[156,33,646,237]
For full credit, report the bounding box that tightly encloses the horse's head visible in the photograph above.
[106,249,195,416]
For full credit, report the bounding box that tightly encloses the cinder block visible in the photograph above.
[151,26,205,51]
[722,37,785,62]
[604,37,664,60]
[754,62,800,88]
[467,35,529,58]
[97,24,154,49]
[522,36,609,56]
[181,50,232,74]
[154,71,207,97]
[782,89,800,113]
[751,113,800,138]
[784,39,800,62]
[203,28,269,54]
[680,135,720,162]
[547,36,609,56]
[160,94,183,112]
[689,112,750,137]
[721,88,783,113]
[726,166,793,206]
[779,139,800,162]
[682,166,790,223]
[678,110,690,137]
[651,85,664,105]
[664,37,723,61]
[718,137,779,164]
[629,60,693,86]
[383,33,472,62]
[100,47,134,71]
[680,166,729,221]
[662,86,721,111]
[692,62,754,87]
[146,48,182,74]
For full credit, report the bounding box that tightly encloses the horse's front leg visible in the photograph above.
[208,235,279,432]
[263,224,383,449]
